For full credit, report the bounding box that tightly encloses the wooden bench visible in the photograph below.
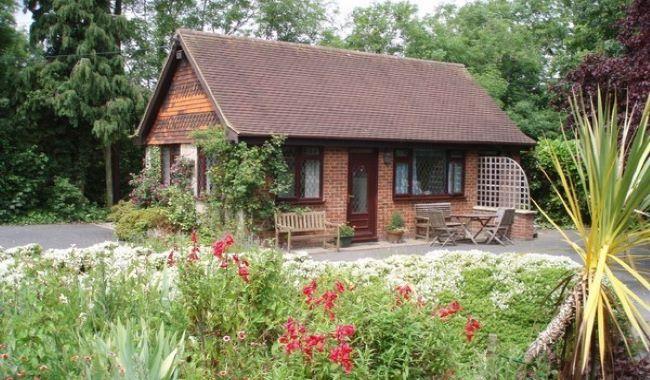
[275,211,341,251]
[415,202,453,240]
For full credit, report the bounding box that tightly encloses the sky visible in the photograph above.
[13,0,471,32]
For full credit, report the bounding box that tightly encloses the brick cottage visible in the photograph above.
[136,29,537,242]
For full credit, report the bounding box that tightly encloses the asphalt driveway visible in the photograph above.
[0,223,116,250]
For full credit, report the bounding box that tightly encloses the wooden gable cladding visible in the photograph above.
[146,58,218,145]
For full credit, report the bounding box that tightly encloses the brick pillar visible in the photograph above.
[511,211,536,240]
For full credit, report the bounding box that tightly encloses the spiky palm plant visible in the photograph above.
[524,92,649,377]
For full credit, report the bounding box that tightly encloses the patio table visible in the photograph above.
[451,213,496,244]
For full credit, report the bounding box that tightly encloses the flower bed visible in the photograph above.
[0,239,578,378]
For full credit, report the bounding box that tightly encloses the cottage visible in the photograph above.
[136,29,537,242]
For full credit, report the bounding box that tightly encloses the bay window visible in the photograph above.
[393,148,464,198]
[279,147,322,201]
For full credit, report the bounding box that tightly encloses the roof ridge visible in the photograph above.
[176,28,466,69]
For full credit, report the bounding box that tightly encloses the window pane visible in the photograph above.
[412,149,445,195]
[303,147,320,156]
[279,149,296,198]
[395,149,409,158]
[448,161,463,194]
[300,159,320,198]
[395,162,409,194]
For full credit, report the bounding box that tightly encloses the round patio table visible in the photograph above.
[451,213,496,244]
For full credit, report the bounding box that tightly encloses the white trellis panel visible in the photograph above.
[477,156,531,210]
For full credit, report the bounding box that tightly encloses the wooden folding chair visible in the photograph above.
[484,208,515,245]
[429,210,463,247]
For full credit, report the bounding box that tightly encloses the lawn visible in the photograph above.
[0,236,579,379]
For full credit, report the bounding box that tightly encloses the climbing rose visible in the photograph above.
[333,324,355,342]
[329,342,354,374]
[465,315,481,342]
[437,300,462,319]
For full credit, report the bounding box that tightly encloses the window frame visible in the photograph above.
[392,148,465,200]
[277,146,324,204]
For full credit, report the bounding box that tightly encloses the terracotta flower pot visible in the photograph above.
[386,230,404,243]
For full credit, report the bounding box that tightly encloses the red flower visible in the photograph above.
[333,324,355,342]
[187,230,200,262]
[302,280,318,305]
[212,234,235,259]
[335,280,346,294]
[302,334,327,358]
[329,342,354,374]
[237,264,250,283]
[166,250,176,267]
[437,300,463,319]
[395,284,413,304]
[279,318,306,354]
[219,259,229,269]
[465,315,481,342]
[316,291,338,321]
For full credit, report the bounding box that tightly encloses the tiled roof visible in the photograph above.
[168,30,535,145]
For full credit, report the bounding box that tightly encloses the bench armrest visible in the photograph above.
[415,216,430,222]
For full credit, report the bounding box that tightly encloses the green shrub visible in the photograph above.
[161,186,197,232]
[387,211,405,231]
[524,138,586,226]
[112,203,170,241]
[129,146,162,207]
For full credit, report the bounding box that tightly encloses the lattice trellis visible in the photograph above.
[477,156,531,210]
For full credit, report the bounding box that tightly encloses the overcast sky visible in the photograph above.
[13,0,471,33]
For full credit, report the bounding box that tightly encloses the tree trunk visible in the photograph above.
[523,281,584,364]
[104,144,113,207]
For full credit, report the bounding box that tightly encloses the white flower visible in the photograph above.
[59,294,69,304]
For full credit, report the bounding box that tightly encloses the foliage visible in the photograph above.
[524,139,586,226]
[195,128,290,230]
[130,146,163,207]
[160,186,198,232]
[386,211,405,232]
[170,157,194,191]
[339,223,355,238]
[110,201,171,241]
[555,0,648,129]
[0,241,582,378]
[81,318,185,380]
[535,93,649,375]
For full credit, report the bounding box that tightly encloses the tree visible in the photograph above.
[344,1,420,55]
[556,0,649,128]
[25,0,144,206]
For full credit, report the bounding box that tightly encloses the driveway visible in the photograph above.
[0,223,116,250]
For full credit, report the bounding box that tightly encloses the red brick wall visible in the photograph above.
[314,148,481,239]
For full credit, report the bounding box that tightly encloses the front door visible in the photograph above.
[347,150,378,241]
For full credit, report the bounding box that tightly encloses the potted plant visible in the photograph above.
[386,211,406,243]
[339,223,355,247]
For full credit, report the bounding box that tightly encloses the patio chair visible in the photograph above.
[415,202,453,240]
[429,210,463,247]
[483,208,515,245]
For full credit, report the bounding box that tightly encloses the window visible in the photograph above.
[393,148,464,197]
[279,147,322,201]
[161,144,180,186]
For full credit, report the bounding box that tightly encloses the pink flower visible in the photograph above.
[212,234,235,259]
[315,291,338,320]
[333,324,355,342]
[187,230,200,262]
[222,335,231,343]
[329,342,354,374]
[237,331,246,340]
[219,259,229,269]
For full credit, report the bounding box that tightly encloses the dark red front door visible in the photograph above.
[347,150,378,241]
